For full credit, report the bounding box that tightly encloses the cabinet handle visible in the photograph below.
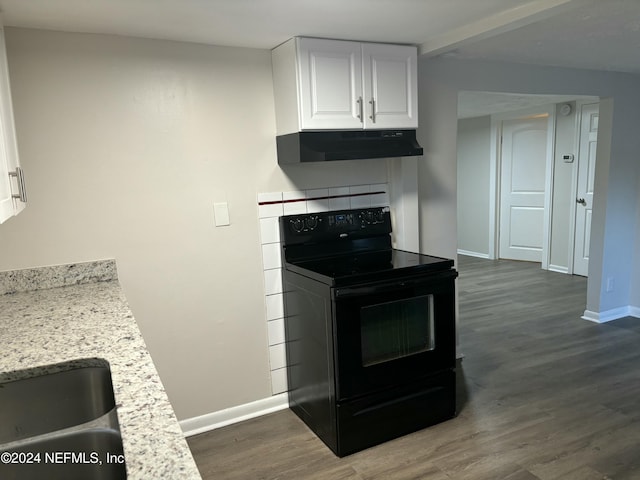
[356,97,363,122]
[8,166,27,203]
[369,98,376,123]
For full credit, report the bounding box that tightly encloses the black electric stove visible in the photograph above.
[280,207,458,457]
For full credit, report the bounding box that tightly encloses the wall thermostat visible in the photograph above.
[560,104,572,116]
[562,153,575,163]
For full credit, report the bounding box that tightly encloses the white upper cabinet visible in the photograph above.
[297,38,363,130]
[361,43,418,130]
[0,20,25,225]
[272,37,418,135]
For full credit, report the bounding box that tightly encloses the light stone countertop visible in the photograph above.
[0,260,202,479]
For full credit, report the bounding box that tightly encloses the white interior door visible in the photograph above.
[499,116,549,262]
[573,103,599,277]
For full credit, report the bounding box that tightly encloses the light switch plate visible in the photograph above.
[213,202,230,226]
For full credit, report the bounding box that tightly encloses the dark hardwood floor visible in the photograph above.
[187,256,640,479]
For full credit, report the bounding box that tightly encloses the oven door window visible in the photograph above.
[360,294,434,367]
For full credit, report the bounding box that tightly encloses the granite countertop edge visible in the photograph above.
[0,259,202,479]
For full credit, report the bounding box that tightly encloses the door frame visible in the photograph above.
[567,99,600,276]
[488,105,556,269]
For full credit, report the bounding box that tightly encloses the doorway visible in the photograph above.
[456,91,600,274]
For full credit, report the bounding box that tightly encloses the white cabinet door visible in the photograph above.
[362,43,418,129]
[0,22,23,224]
[297,38,363,130]
[0,121,12,223]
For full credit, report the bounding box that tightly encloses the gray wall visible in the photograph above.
[0,28,389,420]
[456,116,491,257]
[549,101,578,272]
[456,100,586,271]
[418,57,640,318]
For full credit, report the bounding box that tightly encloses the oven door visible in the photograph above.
[332,269,456,401]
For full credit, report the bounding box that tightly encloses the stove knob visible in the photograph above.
[375,210,385,222]
[290,218,304,233]
[306,216,318,230]
[365,211,374,224]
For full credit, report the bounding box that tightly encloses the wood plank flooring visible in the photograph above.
[187,256,640,479]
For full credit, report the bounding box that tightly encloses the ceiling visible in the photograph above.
[0,0,637,73]
[457,92,598,119]
[0,0,636,77]
[0,0,547,50]
[0,0,637,118]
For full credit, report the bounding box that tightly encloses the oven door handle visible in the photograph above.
[334,270,457,298]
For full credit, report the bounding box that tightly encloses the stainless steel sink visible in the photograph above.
[0,428,126,480]
[0,364,116,443]
[0,360,127,479]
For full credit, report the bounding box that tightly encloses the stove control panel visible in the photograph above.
[283,207,391,236]
[289,215,320,233]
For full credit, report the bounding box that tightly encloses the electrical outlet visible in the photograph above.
[606,277,614,292]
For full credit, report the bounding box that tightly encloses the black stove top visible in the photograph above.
[280,207,454,286]
[286,249,453,286]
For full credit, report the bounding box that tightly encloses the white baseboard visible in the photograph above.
[548,264,569,274]
[180,393,289,437]
[582,305,640,323]
[457,249,490,259]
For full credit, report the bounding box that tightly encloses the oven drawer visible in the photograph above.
[335,369,456,457]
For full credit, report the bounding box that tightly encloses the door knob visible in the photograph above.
[576,198,586,206]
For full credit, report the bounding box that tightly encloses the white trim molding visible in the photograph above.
[457,249,490,259]
[180,393,289,437]
[548,264,569,274]
[582,306,640,323]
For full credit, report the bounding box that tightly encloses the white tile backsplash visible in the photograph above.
[263,268,283,296]
[306,188,329,213]
[259,182,390,396]
[265,293,284,321]
[269,343,287,370]
[259,217,280,245]
[370,183,390,207]
[328,187,350,211]
[258,192,284,219]
[259,202,283,219]
[270,368,288,395]
[267,318,285,346]
[282,191,306,216]
[258,192,283,203]
[261,243,282,270]
[349,185,371,208]
[283,200,307,215]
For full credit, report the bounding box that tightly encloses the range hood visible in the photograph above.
[276,130,423,164]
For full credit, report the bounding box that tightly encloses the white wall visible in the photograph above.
[418,57,640,320]
[456,116,491,257]
[0,28,388,420]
